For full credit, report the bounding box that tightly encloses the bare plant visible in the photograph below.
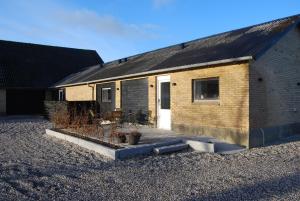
[51,109,70,129]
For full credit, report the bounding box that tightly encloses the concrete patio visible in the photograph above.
[47,124,246,160]
[120,127,246,154]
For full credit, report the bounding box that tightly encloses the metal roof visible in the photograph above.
[55,14,300,87]
[0,40,103,88]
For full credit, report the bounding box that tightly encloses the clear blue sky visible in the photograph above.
[0,0,299,62]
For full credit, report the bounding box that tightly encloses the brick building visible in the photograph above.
[54,14,300,148]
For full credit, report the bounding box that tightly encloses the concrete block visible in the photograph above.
[184,140,215,153]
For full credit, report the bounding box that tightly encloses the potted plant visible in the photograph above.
[126,131,142,145]
[114,132,127,143]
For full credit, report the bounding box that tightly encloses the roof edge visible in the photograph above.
[104,14,300,64]
[253,17,300,60]
[54,56,253,88]
[0,39,101,53]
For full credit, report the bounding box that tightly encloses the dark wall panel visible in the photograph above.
[96,82,115,114]
[6,89,45,115]
[121,78,148,116]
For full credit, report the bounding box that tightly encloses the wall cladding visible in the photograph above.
[0,89,6,114]
[96,82,115,114]
[121,78,148,116]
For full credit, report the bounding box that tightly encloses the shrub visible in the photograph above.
[51,109,70,129]
[44,101,68,120]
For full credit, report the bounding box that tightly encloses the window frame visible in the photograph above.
[192,77,220,102]
[101,87,112,103]
[58,89,65,101]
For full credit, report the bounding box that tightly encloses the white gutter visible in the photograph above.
[55,56,253,88]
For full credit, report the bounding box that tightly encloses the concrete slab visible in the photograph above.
[215,142,246,154]
[184,140,215,153]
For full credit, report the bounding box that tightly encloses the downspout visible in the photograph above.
[88,83,96,112]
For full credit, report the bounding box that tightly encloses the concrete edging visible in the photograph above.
[46,129,117,159]
[46,129,246,159]
[46,129,183,160]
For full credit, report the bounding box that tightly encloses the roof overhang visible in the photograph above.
[54,56,253,88]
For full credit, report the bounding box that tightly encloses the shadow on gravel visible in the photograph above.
[0,160,114,199]
[0,115,45,122]
[262,135,300,148]
[187,172,300,201]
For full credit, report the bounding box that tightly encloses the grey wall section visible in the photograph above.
[121,78,148,116]
[249,26,300,147]
[96,82,115,114]
[6,89,46,115]
[0,89,6,115]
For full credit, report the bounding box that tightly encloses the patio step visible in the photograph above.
[153,143,189,155]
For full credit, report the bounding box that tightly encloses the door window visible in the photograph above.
[160,82,170,109]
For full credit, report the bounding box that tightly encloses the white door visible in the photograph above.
[157,75,171,130]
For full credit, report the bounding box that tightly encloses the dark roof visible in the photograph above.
[0,40,103,88]
[56,14,300,87]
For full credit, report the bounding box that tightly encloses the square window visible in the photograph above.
[101,88,112,102]
[193,78,219,101]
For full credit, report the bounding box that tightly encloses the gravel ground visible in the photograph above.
[0,117,299,201]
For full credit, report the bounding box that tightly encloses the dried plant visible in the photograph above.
[109,122,118,143]
[51,109,70,129]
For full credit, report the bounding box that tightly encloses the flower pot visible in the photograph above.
[117,135,126,143]
[127,132,141,145]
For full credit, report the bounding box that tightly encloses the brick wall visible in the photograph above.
[250,27,300,127]
[249,26,300,146]
[170,63,250,146]
[0,89,6,114]
[65,84,96,101]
